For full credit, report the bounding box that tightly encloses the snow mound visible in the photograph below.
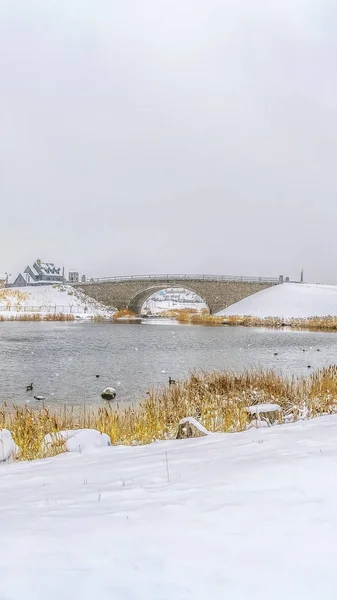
[247,404,281,414]
[0,429,20,461]
[217,282,337,319]
[43,429,111,454]
[0,285,112,319]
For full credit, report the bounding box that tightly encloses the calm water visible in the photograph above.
[0,321,337,407]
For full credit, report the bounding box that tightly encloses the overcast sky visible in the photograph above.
[0,0,336,282]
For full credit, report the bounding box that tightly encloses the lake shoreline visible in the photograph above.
[2,365,337,461]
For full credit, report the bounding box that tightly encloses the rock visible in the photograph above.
[246,403,282,425]
[176,417,209,439]
[0,429,20,461]
[101,387,116,401]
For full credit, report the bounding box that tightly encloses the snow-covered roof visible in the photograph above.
[36,262,62,276]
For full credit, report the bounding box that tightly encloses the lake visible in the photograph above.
[0,320,336,407]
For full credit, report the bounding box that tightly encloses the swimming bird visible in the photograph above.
[307,365,311,369]
[34,395,46,401]
[26,383,33,392]
[169,377,176,385]
[96,375,100,378]
[101,387,117,401]
[274,353,278,356]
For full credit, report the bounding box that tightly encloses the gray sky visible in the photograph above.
[0,0,336,282]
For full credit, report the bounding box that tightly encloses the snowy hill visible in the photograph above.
[217,282,337,319]
[0,285,112,319]
[1,416,337,599]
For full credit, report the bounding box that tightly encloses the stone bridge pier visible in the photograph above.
[77,276,278,314]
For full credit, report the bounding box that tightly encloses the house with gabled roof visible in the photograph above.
[11,260,65,287]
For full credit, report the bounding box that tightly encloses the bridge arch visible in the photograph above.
[128,286,209,315]
[76,276,277,314]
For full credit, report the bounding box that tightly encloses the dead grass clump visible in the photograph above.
[221,315,337,331]
[0,313,75,322]
[112,309,138,321]
[176,311,223,325]
[44,313,75,321]
[223,315,283,328]
[160,308,205,318]
[290,316,337,331]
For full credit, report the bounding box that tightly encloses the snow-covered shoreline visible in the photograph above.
[1,414,337,599]
[0,285,113,320]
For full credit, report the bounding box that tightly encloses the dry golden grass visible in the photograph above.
[171,311,337,331]
[160,308,204,318]
[290,316,337,331]
[177,312,223,325]
[0,289,29,304]
[3,366,337,462]
[0,313,74,322]
[222,315,284,327]
[112,309,139,321]
[225,315,337,331]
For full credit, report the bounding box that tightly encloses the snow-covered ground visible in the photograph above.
[0,285,112,319]
[1,416,337,599]
[217,282,337,318]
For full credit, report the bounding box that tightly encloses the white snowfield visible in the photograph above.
[0,285,112,319]
[217,282,337,319]
[1,416,337,599]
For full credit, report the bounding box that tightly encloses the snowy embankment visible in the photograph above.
[217,282,337,319]
[0,285,113,319]
[1,416,337,599]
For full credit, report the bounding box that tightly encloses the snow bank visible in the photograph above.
[43,429,111,454]
[2,416,337,598]
[0,429,19,461]
[217,282,337,319]
[0,285,112,319]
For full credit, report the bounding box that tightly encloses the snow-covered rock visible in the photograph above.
[0,429,20,461]
[216,282,337,319]
[43,429,111,454]
[246,403,281,426]
[176,417,209,439]
[246,403,281,415]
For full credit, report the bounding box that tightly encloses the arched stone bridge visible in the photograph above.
[77,274,280,314]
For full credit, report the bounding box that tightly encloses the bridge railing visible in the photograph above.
[77,274,281,285]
